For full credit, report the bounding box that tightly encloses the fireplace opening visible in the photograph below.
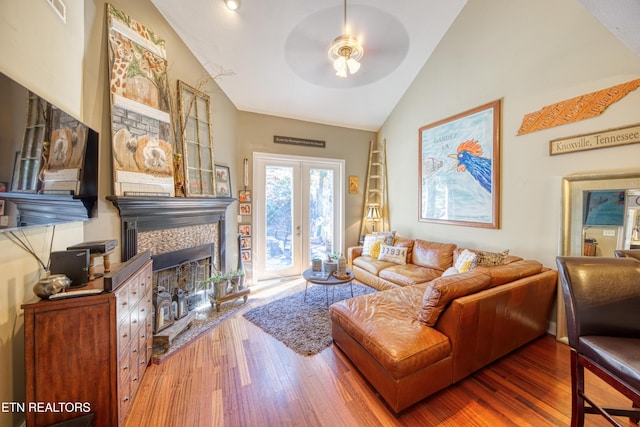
[152,255,213,334]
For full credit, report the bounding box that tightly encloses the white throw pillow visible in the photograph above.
[377,244,408,265]
[441,267,459,277]
[362,234,385,257]
[455,249,477,273]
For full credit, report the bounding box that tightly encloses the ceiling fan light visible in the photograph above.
[333,56,347,72]
[224,0,240,11]
[346,57,360,74]
[327,0,364,78]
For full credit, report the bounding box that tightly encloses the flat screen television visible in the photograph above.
[583,189,625,227]
[0,71,98,228]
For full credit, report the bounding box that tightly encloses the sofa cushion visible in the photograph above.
[379,264,442,287]
[411,239,456,270]
[329,284,452,379]
[353,256,396,275]
[474,259,543,287]
[419,271,492,326]
[392,235,415,261]
[378,244,408,265]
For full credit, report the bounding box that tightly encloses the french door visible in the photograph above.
[253,153,344,281]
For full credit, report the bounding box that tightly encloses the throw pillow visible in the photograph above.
[419,272,492,326]
[362,234,385,257]
[369,240,383,259]
[377,244,408,265]
[474,249,510,267]
[373,231,396,245]
[454,249,477,272]
[441,267,459,277]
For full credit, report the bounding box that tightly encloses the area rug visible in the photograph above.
[152,296,252,363]
[243,283,376,356]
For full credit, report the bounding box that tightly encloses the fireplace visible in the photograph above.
[108,195,236,345]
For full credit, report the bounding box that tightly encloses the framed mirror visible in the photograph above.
[177,81,215,197]
[557,169,640,342]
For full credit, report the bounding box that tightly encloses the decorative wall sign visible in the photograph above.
[419,100,501,228]
[107,4,174,196]
[518,78,640,135]
[550,123,640,155]
[274,135,325,148]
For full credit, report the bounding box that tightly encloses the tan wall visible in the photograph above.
[0,1,239,426]
[81,0,239,257]
[237,111,375,253]
[0,1,86,426]
[379,0,640,270]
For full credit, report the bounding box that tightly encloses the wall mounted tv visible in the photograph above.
[583,189,625,227]
[0,71,98,229]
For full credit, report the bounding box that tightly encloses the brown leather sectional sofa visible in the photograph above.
[329,237,557,414]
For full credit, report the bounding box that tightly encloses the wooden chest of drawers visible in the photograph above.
[22,252,153,427]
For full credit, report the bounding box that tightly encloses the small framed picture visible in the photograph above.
[239,190,252,202]
[214,164,232,197]
[349,176,359,194]
[0,200,5,216]
[241,249,252,262]
[239,202,252,215]
[241,236,252,249]
[0,181,7,192]
[239,224,252,236]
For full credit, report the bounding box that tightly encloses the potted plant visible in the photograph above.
[228,269,246,291]
[205,271,229,304]
[323,252,339,275]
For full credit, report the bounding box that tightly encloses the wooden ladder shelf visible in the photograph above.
[359,139,389,241]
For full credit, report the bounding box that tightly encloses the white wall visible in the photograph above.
[379,0,640,270]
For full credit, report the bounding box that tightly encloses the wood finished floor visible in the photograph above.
[124,278,634,427]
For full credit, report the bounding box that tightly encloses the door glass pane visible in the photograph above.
[309,168,334,260]
[265,165,293,271]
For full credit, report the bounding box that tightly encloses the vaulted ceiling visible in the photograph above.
[151,0,639,132]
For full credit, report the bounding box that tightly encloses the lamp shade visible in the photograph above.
[366,205,381,220]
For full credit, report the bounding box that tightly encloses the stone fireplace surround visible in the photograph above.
[107,196,236,342]
[107,196,236,265]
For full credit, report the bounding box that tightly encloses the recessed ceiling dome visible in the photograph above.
[285,5,409,88]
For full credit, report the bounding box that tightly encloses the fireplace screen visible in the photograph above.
[152,257,212,333]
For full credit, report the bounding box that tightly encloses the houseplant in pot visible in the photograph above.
[228,269,246,292]
[206,271,229,305]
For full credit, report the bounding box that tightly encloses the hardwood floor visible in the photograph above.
[124,278,634,427]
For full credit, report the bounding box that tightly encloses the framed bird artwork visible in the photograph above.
[418,100,501,228]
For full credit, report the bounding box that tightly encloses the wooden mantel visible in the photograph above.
[107,195,236,264]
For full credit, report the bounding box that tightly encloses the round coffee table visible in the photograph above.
[302,268,355,307]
